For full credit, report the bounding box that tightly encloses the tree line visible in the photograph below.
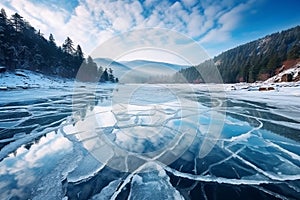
[178,25,300,83]
[0,8,117,82]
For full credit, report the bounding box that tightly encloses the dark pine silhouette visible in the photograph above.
[0,8,117,82]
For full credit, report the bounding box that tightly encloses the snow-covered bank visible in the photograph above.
[224,61,300,92]
[224,80,300,93]
[0,69,73,90]
[265,61,300,83]
[226,85,300,117]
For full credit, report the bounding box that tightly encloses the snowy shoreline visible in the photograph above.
[0,69,73,90]
[1,68,300,91]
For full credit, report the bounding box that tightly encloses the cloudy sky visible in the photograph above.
[1,0,300,64]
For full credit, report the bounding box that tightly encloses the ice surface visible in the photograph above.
[0,83,299,199]
[91,179,122,200]
[128,162,184,200]
[0,131,76,200]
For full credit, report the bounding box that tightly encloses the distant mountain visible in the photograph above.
[179,25,300,83]
[121,60,189,71]
[94,58,190,83]
[94,58,131,70]
[94,58,131,79]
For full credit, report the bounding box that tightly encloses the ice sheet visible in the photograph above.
[0,83,299,199]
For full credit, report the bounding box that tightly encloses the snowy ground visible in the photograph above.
[0,69,74,90]
[0,73,299,199]
[265,62,300,83]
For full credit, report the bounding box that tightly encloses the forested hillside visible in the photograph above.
[0,8,116,82]
[178,26,300,83]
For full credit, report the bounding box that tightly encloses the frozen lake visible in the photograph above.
[0,84,299,200]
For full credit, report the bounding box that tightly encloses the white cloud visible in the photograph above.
[200,28,231,43]
[200,1,253,44]
[187,8,205,37]
[0,0,254,59]
[182,0,197,9]
[90,28,210,66]
[204,4,222,17]
[219,3,249,31]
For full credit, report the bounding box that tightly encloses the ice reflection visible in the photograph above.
[0,131,73,199]
[62,84,206,172]
[63,84,300,199]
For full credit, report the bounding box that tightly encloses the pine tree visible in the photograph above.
[287,44,300,59]
[75,45,84,61]
[101,68,109,82]
[0,8,8,30]
[0,8,8,65]
[62,37,75,55]
[108,67,114,82]
[86,56,99,81]
[49,33,55,46]
[266,54,280,75]
[10,13,24,32]
[0,8,7,19]
[98,65,103,77]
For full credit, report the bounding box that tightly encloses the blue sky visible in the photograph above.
[1,0,300,63]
